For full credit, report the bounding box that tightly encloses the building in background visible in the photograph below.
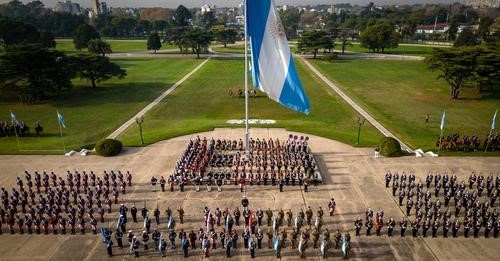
[54,0,81,14]
[467,0,500,8]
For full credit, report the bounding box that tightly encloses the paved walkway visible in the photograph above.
[0,128,498,260]
[299,56,413,152]
[107,58,211,139]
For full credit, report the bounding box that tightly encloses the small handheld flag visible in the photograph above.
[247,0,310,114]
[10,111,19,126]
[492,110,497,130]
[57,111,66,128]
[440,110,446,131]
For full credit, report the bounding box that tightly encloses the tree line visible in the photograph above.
[0,21,126,103]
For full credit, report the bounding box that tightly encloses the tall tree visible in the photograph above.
[173,5,192,27]
[182,28,213,59]
[279,7,301,39]
[165,26,188,53]
[87,39,112,57]
[425,47,478,99]
[298,30,334,59]
[147,32,162,53]
[198,11,217,29]
[338,30,353,55]
[72,24,100,50]
[210,25,237,48]
[454,27,478,47]
[0,44,75,102]
[73,54,126,88]
[0,18,46,47]
[478,16,493,41]
[360,21,399,53]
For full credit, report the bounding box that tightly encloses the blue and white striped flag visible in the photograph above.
[57,111,66,128]
[440,110,446,131]
[492,110,497,130]
[246,0,310,114]
[10,111,19,126]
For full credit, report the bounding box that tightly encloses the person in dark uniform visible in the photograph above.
[464,220,471,238]
[279,178,284,192]
[225,233,233,257]
[473,220,481,238]
[387,217,395,237]
[106,239,113,256]
[484,218,493,238]
[385,172,392,188]
[160,176,166,192]
[256,228,263,249]
[432,219,439,238]
[411,220,420,237]
[365,218,373,236]
[398,190,405,206]
[399,217,407,237]
[443,218,450,238]
[131,205,138,223]
[182,236,190,257]
[452,219,460,238]
[494,219,500,238]
[115,229,124,248]
[392,182,398,196]
[423,218,430,237]
[354,217,362,236]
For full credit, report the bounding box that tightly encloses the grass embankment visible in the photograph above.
[118,58,384,147]
[0,58,202,154]
[311,59,500,154]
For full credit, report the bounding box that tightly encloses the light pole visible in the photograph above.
[356,116,365,145]
[135,116,144,145]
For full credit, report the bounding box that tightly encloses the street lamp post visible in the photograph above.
[356,116,365,145]
[135,116,144,145]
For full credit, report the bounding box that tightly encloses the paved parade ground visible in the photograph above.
[0,128,499,260]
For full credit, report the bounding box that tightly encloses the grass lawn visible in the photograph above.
[0,58,202,154]
[212,44,245,54]
[335,43,447,56]
[117,57,384,147]
[55,39,176,54]
[310,58,500,153]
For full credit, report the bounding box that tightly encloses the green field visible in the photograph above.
[335,43,448,56]
[117,57,384,147]
[55,39,176,54]
[213,43,446,57]
[212,44,246,54]
[0,58,202,154]
[311,59,500,152]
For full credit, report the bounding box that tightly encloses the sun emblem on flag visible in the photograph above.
[270,18,285,41]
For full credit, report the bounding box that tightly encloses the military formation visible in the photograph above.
[354,171,500,239]
[0,170,132,235]
[171,135,321,190]
[98,197,350,258]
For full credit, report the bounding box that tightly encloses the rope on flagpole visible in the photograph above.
[244,0,250,156]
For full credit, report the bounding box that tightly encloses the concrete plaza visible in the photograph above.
[0,128,498,260]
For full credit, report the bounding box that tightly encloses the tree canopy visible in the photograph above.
[182,28,213,59]
[72,24,100,50]
[73,54,126,88]
[0,18,55,48]
[173,5,192,27]
[210,25,238,48]
[0,44,74,102]
[360,21,399,53]
[298,30,334,59]
[147,32,162,53]
[87,39,111,57]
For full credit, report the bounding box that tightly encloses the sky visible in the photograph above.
[1,0,466,8]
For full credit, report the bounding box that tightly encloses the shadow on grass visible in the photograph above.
[48,81,176,108]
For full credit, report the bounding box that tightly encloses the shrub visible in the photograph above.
[95,139,123,157]
[379,137,402,157]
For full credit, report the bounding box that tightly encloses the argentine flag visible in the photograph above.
[440,110,446,131]
[246,0,310,114]
[57,111,66,128]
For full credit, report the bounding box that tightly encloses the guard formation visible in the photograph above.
[0,170,132,235]
[356,171,500,238]
[170,135,321,192]
[98,198,351,259]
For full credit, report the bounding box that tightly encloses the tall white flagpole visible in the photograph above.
[244,0,250,154]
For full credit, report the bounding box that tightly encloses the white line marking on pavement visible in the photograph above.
[299,57,413,152]
[107,58,211,139]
